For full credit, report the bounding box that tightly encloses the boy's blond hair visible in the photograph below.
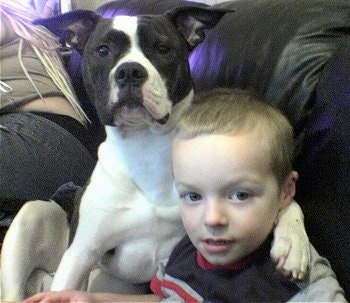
[174,88,295,188]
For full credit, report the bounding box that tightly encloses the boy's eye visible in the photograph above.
[231,191,249,201]
[183,192,202,202]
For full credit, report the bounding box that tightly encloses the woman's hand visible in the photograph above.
[23,290,98,303]
[23,290,161,303]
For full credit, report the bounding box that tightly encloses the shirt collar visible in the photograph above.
[196,251,253,270]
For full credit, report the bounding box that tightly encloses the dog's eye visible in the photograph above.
[96,45,110,57]
[156,44,171,55]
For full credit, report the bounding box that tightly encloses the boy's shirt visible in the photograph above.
[151,236,346,302]
[150,235,299,302]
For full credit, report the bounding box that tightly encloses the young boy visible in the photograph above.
[24,88,346,302]
[150,88,345,302]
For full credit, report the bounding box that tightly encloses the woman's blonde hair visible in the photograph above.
[175,88,295,188]
[0,0,88,122]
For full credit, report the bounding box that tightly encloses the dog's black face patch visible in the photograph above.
[82,19,132,123]
[137,15,193,104]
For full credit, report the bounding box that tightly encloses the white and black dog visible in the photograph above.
[1,6,309,301]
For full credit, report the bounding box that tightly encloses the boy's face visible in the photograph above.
[172,131,295,266]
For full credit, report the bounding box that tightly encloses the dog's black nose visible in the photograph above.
[115,62,148,87]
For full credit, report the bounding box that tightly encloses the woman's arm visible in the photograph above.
[23,290,161,303]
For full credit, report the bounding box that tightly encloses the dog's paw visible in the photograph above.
[270,201,310,280]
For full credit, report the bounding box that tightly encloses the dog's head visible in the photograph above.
[35,7,230,134]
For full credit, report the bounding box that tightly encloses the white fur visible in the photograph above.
[51,96,193,290]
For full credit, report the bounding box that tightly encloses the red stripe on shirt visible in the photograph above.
[150,275,201,302]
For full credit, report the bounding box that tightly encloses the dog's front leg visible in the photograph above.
[50,206,108,291]
[51,178,119,291]
[50,243,93,290]
[270,201,310,280]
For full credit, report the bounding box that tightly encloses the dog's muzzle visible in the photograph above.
[114,62,147,108]
[115,62,147,89]
[110,62,170,126]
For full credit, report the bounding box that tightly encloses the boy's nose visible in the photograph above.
[204,199,229,228]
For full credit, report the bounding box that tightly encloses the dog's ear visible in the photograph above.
[33,10,101,54]
[164,6,233,50]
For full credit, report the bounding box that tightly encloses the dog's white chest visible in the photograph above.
[96,126,176,205]
[72,127,184,283]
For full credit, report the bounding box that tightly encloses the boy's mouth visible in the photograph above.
[202,238,235,254]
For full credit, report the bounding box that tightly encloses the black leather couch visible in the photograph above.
[67,0,350,297]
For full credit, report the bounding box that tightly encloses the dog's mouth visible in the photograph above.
[111,106,169,129]
[107,86,171,127]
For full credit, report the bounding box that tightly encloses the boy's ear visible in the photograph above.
[281,171,298,209]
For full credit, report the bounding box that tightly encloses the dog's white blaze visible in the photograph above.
[111,15,138,40]
[108,16,172,126]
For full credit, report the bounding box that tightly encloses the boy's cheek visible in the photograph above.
[181,208,200,230]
